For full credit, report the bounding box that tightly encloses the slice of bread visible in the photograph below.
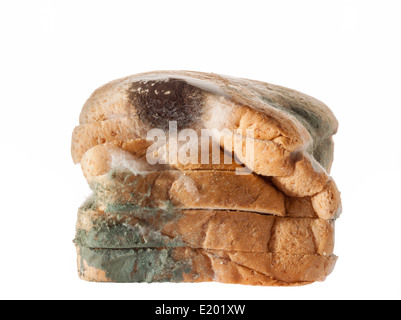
[72,71,338,178]
[76,71,337,166]
[76,245,337,285]
[87,169,340,220]
[89,170,286,216]
[75,206,335,256]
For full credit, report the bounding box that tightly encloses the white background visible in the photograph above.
[1,0,400,300]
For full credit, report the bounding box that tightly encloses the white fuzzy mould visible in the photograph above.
[202,95,237,131]
[110,148,153,174]
[175,174,200,202]
[306,153,326,174]
[124,223,174,246]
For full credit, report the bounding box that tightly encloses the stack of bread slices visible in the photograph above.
[72,71,342,286]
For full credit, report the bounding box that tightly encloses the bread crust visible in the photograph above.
[311,179,342,220]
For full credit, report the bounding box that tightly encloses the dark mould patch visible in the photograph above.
[127,78,204,131]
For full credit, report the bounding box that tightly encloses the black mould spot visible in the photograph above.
[128,78,204,131]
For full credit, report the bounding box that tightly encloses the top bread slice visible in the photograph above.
[72,71,338,175]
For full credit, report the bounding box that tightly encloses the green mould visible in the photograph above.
[74,220,185,249]
[78,246,193,283]
[74,202,185,249]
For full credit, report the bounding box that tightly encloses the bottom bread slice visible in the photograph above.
[76,245,337,286]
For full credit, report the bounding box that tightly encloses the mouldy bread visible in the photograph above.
[75,206,335,255]
[86,168,340,220]
[76,245,337,285]
[81,141,341,220]
[72,71,338,176]
[72,71,342,286]
[88,170,286,216]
